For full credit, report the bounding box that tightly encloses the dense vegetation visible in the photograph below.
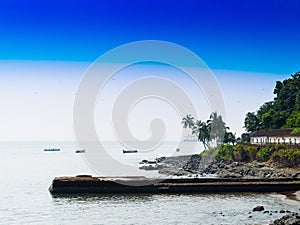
[185,72,300,167]
[182,112,236,149]
[244,71,300,133]
[198,72,300,168]
[215,143,300,167]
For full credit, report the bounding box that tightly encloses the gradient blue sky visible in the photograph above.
[1,0,300,141]
[1,0,300,74]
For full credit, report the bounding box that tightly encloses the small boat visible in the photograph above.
[44,148,60,152]
[139,159,156,164]
[123,149,138,154]
[183,134,199,142]
[75,149,85,153]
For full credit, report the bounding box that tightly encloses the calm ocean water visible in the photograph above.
[0,141,299,225]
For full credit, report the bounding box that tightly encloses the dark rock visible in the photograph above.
[139,165,158,170]
[154,152,300,179]
[280,210,286,213]
[156,157,166,163]
[218,163,225,169]
[158,168,189,176]
[140,159,149,164]
[248,170,256,176]
[270,212,300,225]
[264,211,270,214]
[253,206,265,212]
[183,154,202,171]
[76,175,92,178]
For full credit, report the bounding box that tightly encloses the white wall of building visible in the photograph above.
[251,136,300,145]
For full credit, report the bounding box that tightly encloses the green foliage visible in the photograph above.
[260,110,289,129]
[241,133,250,143]
[245,145,259,161]
[182,112,232,151]
[245,71,300,131]
[192,120,210,150]
[272,148,300,167]
[291,127,300,135]
[216,143,300,168]
[273,81,283,95]
[256,147,273,162]
[208,112,227,145]
[256,101,274,122]
[244,112,259,132]
[232,144,250,162]
[182,114,195,129]
[295,91,300,111]
[285,112,300,128]
[201,147,219,158]
[217,144,233,159]
[223,131,236,145]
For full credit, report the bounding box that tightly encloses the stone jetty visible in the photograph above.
[49,176,300,194]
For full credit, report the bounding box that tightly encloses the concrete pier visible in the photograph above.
[49,176,300,194]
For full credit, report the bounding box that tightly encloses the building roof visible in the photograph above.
[250,129,300,138]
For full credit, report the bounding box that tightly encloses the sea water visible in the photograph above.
[0,141,299,225]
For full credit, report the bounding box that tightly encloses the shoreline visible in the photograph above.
[139,154,300,202]
[140,154,300,180]
[284,190,300,202]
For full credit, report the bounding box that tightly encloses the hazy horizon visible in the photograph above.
[0,60,292,141]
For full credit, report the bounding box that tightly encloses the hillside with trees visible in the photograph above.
[181,72,300,167]
[244,71,300,133]
[215,71,300,168]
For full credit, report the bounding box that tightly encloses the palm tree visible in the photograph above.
[224,131,236,145]
[181,114,195,129]
[207,112,226,146]
[192,120,210,149]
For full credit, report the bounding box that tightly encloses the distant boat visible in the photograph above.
[183,134,199,142]
[44,148,60,152]
[123,149,138,154]
[75,149,85,153]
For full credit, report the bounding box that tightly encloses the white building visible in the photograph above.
[250,129,300,145]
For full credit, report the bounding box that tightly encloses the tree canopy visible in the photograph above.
[244,71,300,132]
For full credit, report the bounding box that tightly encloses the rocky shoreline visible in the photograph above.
[270,212,300,225]
[250,205,300,225]
[140,154,300,179]
[139,154,300,224]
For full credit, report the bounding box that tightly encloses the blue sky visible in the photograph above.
[0,0,300,141]
[1,0,300,74]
